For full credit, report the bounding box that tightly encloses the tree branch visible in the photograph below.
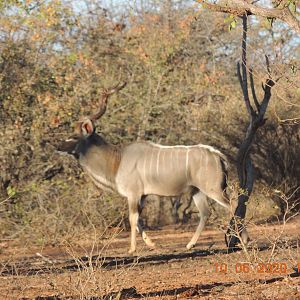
[258,56,275,118]
[240,15,255,119]
[198,0,300,34]
[249,68,260,112]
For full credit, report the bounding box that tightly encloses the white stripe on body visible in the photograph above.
[171,148,174,172]
[197,144,224,157]
[185,148,189,181]
[143,146,149,182]
[83,164,115,191]
[156,148,161,177]
[176,147,180,175]
[148,142,224,157]
[149,147,155,185]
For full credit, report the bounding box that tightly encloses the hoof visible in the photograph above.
[147,242,156,249]
[128,248,136,255]
[241,229,250,245]
[186,243,195,250]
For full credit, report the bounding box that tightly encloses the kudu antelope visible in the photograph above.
[58,83,247,254]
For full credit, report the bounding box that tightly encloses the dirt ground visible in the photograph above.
[0,218,299,299]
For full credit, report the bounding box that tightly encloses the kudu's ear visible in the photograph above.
[81,119,94,137]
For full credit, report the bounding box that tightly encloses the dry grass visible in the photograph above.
[0,213,299,299]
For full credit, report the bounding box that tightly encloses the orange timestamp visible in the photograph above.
[214,262,299,274]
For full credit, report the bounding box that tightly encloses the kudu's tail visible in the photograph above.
[220,156,229,196]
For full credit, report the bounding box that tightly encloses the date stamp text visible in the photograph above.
[214,262,300,274]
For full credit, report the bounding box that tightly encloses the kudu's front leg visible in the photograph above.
[128,197,155,254]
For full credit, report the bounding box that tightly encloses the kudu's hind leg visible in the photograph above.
[128,196,155,254]
[186,191,210,250]
[208,192,250,246]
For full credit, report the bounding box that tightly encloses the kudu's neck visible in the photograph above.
[78,132,122,192]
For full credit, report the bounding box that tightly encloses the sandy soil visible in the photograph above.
[0,219,299,299]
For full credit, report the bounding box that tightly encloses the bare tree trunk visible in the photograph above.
[226,15,275,251]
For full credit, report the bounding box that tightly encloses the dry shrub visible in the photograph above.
[0,1,299,246]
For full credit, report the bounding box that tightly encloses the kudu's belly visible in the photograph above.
[117,158,193,197]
